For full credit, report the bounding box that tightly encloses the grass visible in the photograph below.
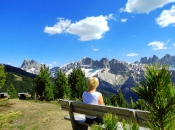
[0,110,23,129]
[0,99,13,111]
[13,74,22,81]
[0,99,71,130]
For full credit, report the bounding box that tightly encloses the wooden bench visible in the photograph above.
[59,99,150,130]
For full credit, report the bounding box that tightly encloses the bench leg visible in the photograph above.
[76,124,88,130]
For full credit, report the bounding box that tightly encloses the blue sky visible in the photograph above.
[0,0,175,68]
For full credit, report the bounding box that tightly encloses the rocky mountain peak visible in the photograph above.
[21,59,42,74]
[99,58,109,68]
[79,57,94,66]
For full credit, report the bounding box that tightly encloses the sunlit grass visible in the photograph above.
[0,110,23,129]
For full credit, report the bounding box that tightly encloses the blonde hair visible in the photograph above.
[88,77,99,90]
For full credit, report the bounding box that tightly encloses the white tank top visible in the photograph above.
[82,91,102,119]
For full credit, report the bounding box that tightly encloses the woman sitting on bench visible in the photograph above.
[82,77,104,124]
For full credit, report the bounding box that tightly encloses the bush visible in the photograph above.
[91,113,139,130]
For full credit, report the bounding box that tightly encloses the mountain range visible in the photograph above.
[1,54,175,101]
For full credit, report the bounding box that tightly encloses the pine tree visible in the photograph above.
[130,97,136,109]
[109,90,128,108]
[104,97,111,105]
[68,68,88,99]
[110,94,118,107]
[117,90,128,108]
[132,64,175,130]
[0,65,6,89]
[135,99,146,110]
[54,70,71,99]
[7,83,17,98]
[34,65,54,101]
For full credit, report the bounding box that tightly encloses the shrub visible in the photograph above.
[91,113,139,130]
[132,64,175,130]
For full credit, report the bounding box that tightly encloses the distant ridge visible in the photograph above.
[1,54,175,101]
[1,64,37,79]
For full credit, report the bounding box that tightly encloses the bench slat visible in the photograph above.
[59,99,150,129]
[72,102,131,116]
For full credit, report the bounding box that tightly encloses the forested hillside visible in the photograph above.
[0,72,35,95]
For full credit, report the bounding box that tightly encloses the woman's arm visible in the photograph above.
[98,94,104,105]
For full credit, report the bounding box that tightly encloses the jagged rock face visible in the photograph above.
[109,59,128,75]
[140,57,148,64]
[50,66,60,77]
[99,58,109,68]
[160,54,175,66]
[140,54,175,70]
[140,55,159,64]
[21,59,42,74]
[79,57,94,66]
[19,54,175,101]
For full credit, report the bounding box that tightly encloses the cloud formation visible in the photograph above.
[121,0,175,13]
[93,48,99,51]
[173,43,175,46]
[44,18,71,34]
[148,41,167,50]
[121,18,128,22]
[126,53,138,56]
[46,62,57,67]
[44,15,113,41]
[156,5,175,27]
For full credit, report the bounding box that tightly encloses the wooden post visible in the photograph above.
[67,101,88,130]
[67,101,77,130]
[129,109,138,123]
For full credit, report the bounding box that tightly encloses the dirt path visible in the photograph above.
[6,99,72,130]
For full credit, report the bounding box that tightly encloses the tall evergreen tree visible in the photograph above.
[132,64,175,130]
[7,83,17,98]
[54,70,71,99]
[110,94,118,107]
[109,90,128,108]
[0,65,6,89]
[34,65,54,101]
[117,90,128,108]
[68,68,88,99]
[129,97,136,109]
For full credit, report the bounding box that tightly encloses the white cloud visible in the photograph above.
[44,14,113,41]
[156,5,175,27]
[148,41,167,50]
[121,18,128,22]
[121,0,175,13]
[46,62,56,67]
[93,48,99,51]
[173,43,175,46]
[126,53,138,56]
[44,18,71,34]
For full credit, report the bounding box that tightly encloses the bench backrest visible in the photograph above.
[59,99,150,127]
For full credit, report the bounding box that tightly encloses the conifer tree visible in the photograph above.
[7,83,17,98]
[68,68,88,99]
[104,97,111,105]
[130,97,136,109]
[110,90,128,107]
[54,70,71,99]
[110,94,118,107]
[117,89,128,108]
[34,65,54,101]
[135,99,146,110]
[132,64,175,130]
[0,65,6,89]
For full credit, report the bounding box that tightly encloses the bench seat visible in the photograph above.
[59,99,150,130]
